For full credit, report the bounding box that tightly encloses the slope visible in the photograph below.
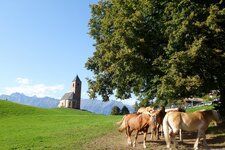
[0,100,121,150]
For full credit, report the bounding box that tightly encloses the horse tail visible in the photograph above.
[163,113,171,149]
[116,115,126,125]
[117,115,127,132]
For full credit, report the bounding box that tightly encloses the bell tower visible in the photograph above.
[71,75,81,109]
[59,75,81,109]
[72,75,81,93]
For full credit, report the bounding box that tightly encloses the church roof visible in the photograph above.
[72,75,81,83]
[61,92,74,100]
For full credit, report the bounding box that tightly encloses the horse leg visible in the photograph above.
[127,128,132,146]
[169,126,180,149]
[163,116,172,150]
[125,126,129,137]
[179,129,183,143]
[143,130,147,148]
[202,132,209,149]
[194,130,202,150]
[170,131,178,149]
[159,124,164,139]
[156,124,160,140]
[151,126,156,140]
[150,128,153,140]
[160,124,164,138]
[133,130,139,147]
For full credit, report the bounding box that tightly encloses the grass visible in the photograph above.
[0,100,121,150]
[186,105,214,112]
[0,100,221,150]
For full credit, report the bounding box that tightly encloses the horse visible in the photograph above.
[117,113,157,148]
[137,106,154,114]
[151,106,166,140]
[163,110,221,150]
[165,107,186,142]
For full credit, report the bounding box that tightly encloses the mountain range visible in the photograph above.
[0,93,135,115]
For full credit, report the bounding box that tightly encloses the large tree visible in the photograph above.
[159,1,225,112]
[86,0,166,101]
[85,0,225,112]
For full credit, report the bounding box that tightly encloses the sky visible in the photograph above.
[0,0,137,105]
[0,0,99,99]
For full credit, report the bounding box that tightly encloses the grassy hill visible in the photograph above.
[0,100,121,150]
[1,100,221,150]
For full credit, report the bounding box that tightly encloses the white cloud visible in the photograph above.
[16,77,30,85]
[5,78,64,98]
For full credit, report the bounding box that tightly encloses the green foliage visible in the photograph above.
[86,0,165,101]
[86,0,225,113]
[121,105,129,115]
[138,98,151,107]
[111,106,121,115]
[0,100,120,150]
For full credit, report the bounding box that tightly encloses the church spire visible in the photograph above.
[72,75,81,83]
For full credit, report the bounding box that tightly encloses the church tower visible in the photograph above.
[58,75,81,109]
[72,75,81,109]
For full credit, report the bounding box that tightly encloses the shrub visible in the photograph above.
[121,106,129,115]
[111,106,121,115]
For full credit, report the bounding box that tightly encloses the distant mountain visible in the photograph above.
[0,93,59,108]
[81,99,135,115]
[0,93,135,115]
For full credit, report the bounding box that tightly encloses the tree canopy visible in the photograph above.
[85,0,225,112]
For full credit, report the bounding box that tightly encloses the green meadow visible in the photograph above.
[0,100,120,150]
[186,105,214,112]
[0,100,220,150]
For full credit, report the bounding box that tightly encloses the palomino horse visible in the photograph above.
[117,113,157,148]
[152,107,185,141]
[165,107,186,142]
[163,110,221,150]
[137,106,154,114]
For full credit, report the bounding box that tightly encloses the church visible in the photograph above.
[58,75,81,109]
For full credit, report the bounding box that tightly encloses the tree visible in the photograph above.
[121,106,130,115]
[86,0,165,101]
[159,1,225,114]
[86,0,225,114]
[111,106,121,115]
[138,98,151,107]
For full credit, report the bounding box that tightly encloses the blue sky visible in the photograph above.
[0,0,99,99]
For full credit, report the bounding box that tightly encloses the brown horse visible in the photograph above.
[151,106,166,140]
[117,113,157,148]
[163,110,221,150]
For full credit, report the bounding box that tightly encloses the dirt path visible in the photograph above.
[84,123,225,150]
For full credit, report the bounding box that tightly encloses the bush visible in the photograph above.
[121,106,129,115]
[111,106,121,115]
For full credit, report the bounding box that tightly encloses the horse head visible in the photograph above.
[149,112,157,130]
